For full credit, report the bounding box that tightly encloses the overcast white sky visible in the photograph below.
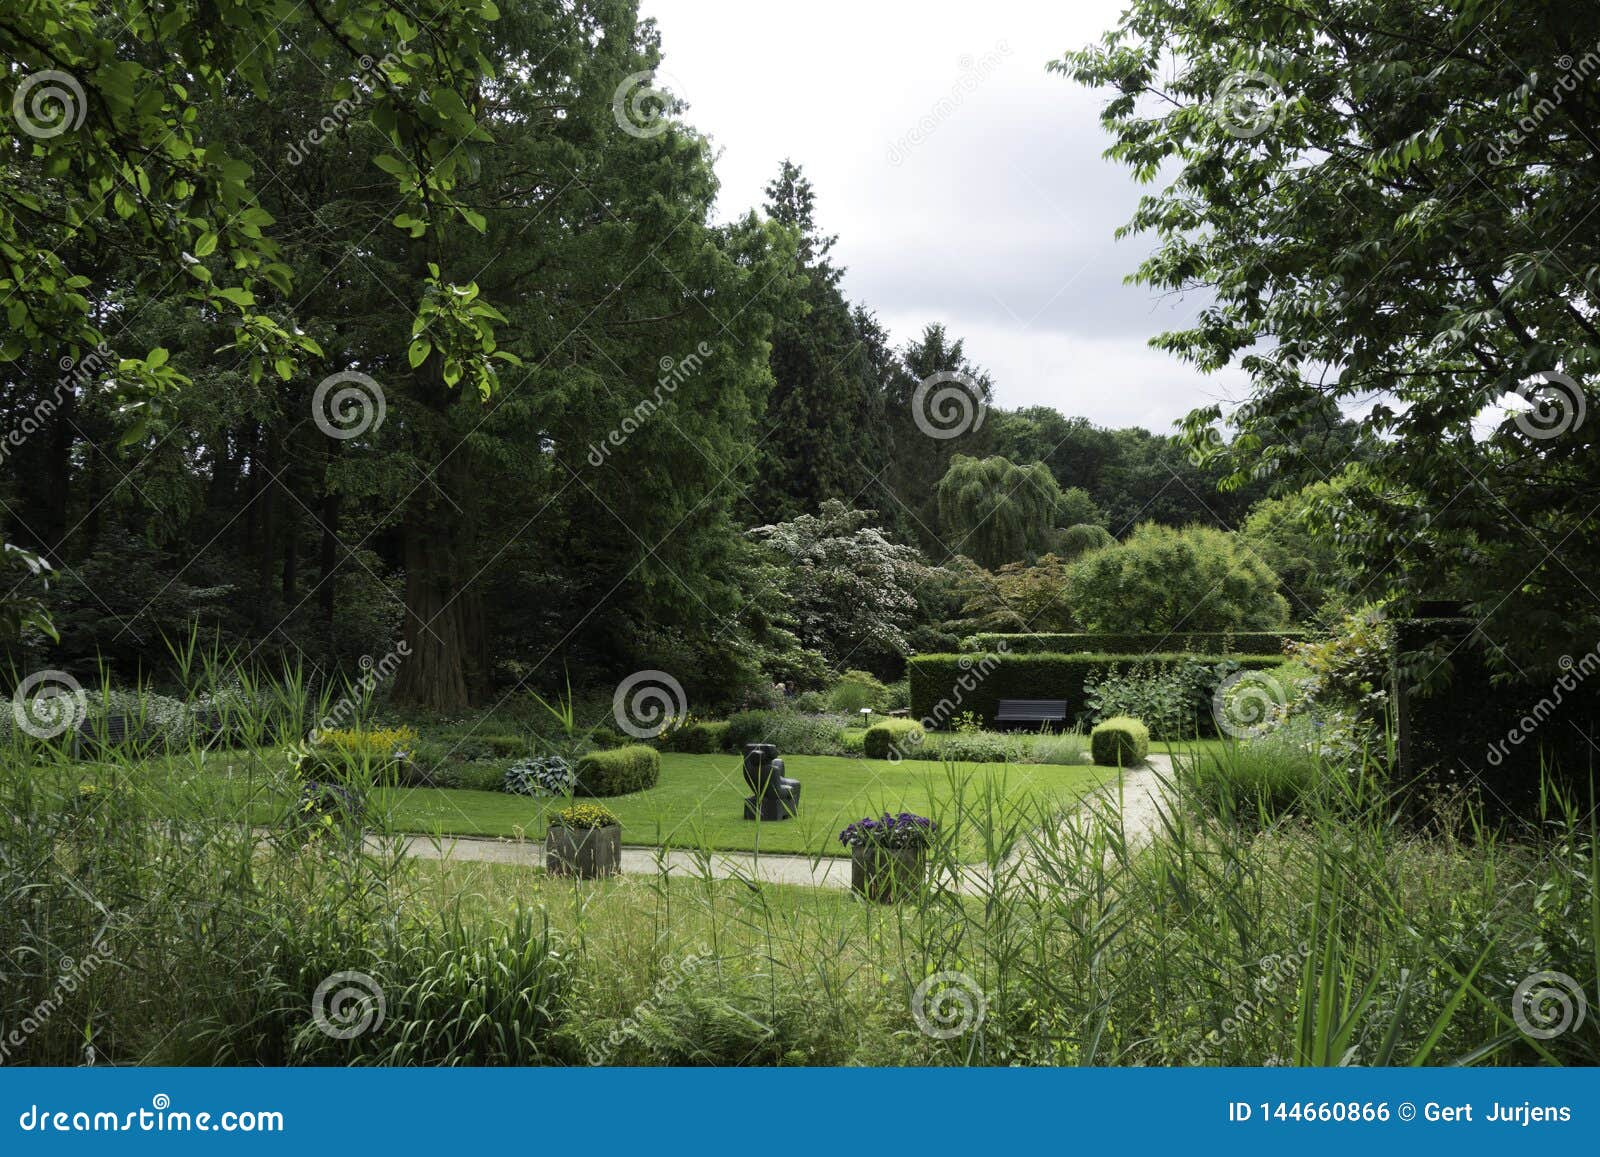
[638,0,1253,431]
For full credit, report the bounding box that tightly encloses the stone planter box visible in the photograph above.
[850,844,928,903]
[546,823,622,879]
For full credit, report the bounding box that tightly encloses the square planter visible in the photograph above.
[546,823,622,879]
[850,844,928,903]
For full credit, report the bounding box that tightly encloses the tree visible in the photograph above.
[936,455,1067,569]
[1062,0,1600,675]
[749,500,928,674]
[752,161,888,519]
[949,554,1078,635]
[1068,523,1288,633]
[880,324,994,551]
[1242,480,1359,621]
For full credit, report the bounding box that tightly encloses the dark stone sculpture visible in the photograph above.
[742,742,800,821]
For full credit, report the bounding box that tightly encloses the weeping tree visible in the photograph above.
[936,455,1073,570]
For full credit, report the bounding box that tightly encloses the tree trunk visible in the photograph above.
[391,509,472,713]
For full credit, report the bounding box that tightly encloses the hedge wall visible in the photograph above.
[908,652,1287,730]
[959,631,1304,655]
[1394,617,1600,810]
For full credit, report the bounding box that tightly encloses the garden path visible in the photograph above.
[386,755,1178,894]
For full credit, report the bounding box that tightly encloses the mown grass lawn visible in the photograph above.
[107,747,1115,859]
[386,752,1114,857]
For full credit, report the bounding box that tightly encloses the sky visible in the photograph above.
[637,0,1254,431]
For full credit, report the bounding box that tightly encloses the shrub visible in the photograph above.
[930,730,1014,764]
[724,710,848,755]
[1084,659,1223,739]
[440,763,508,792]
[864,719,924,760]
[574,746,660,797]
[792,690,828,713]
[1068,523,1289,632]
[1186,729,1325,822]
[828,670,888,714]
[884,680,910,712]
[1091,716,1150,766]
[316,725,418,761]
[1028,730,1089,765]
[908,652,1286,729]
[659,719,727,754]
[503,756,576,796]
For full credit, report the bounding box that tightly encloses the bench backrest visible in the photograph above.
[995,699,1068,718]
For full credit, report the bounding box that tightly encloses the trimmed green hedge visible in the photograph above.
[960,631,1303,655]
[864,719,924,760]
[574,745,660,797]
[1092,716,1149,766]
[659,720,728,754]
[908,652,1287,730]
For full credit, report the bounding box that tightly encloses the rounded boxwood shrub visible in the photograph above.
[1091,716,1150,767]
[864,719,924,760]
[659,719,728,754]
[574,745,660,797]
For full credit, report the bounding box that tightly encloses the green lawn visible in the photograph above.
[109,746,1115,859]
[385,751,1114,857]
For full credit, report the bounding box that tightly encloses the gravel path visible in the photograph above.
[387,754,1178,893]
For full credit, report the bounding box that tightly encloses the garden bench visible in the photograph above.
[72,713,152,758]
[994,699,1068,729]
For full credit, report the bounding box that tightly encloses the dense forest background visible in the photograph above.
[16,0,1593,715]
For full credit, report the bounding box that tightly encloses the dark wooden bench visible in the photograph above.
[994,699,1068,729]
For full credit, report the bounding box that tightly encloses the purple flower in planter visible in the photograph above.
[839,812,937,849]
